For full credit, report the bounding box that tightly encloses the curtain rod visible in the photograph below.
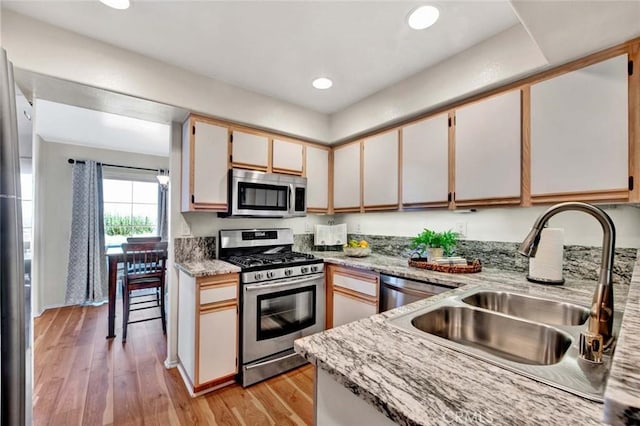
[67,158,165,173]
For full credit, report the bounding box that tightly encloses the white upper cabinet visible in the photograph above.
[231,130,269,168]
[182,119,229,211]
[363,130,399,208]
[401,114,449,205]
[530,54,629,197]
[272,139,304,174]
[455,90,521,202]
[306,145,329,211]
[333,142,361,210]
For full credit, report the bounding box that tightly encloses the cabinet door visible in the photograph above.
[306,145,329,211]
[231,130,269,169]
[402,114,449,206]
[198,305,237,385]
[363,130,399,208]
[333,292,377,327]
[455,90,521,204]
[189,120,229,211]
[333,142,361,211]
[530,54,628,200]
[272,139,304,174]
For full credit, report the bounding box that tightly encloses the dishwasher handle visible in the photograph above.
[380,274,454,296]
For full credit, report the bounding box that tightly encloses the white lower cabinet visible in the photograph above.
[333,291,377,327]
[178,271,238,396]
[328,265,379,328]
[198,306,237,386]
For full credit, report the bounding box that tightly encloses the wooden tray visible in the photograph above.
[408,258,482,273]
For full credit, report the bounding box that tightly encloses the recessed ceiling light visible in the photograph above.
[312,77,333,90]
[408,5,439,30]
[99,0,130,10]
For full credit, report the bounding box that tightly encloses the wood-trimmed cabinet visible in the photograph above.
[306,145,330,212]
[453,89,522,206]
[530,54,630,203]
[326,265,379,328]
[363,130,399,211]
[401,114,449,208]
[177,271,239,396]
[273,138,305,175]
[181,116,229,212]
[230,129,269,170]
[333,142,362,212]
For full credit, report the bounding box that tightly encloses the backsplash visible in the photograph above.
[174,236,216,263]
[176,233,637,284]
[346,234,637,284]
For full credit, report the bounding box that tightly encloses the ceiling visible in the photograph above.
[2,1,519,114]
[35,100,171,157]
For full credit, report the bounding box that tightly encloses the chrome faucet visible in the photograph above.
[518,202,615,363]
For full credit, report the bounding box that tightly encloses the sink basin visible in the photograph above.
[411,306,572,365]
[461,291,590,326]
[387,286,621,401]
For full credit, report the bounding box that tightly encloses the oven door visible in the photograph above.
[243,274,325,364]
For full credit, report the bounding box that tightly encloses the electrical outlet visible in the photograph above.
[455,222,467,238]
[355,223,362,234]
[304,222,313,234]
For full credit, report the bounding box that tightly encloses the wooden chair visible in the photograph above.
[126,236,162,243]
[121,241,168,342]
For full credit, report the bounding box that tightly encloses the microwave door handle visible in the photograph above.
[288,184,293,215]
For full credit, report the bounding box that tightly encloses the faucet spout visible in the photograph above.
[518,202,616,363]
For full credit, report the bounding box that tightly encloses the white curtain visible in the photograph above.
[65,160,107,305]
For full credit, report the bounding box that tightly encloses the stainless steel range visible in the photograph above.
[219,228,325,387]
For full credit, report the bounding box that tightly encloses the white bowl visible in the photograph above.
[343,247,371,257]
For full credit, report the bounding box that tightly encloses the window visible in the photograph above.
[20,173,33,254]
[103,179,158,247]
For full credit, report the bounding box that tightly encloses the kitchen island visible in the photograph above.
[295,252,640,425]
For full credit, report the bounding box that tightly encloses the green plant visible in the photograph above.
[410,228,458,257]
[104,213,154,236]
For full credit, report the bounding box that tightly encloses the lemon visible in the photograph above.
[359,240,369,248]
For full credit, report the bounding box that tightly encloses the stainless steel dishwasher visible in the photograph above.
[380,274,454,312]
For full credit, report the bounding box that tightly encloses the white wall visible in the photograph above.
[337,205,640,248]
[34,139,169,313]
[0,10,329,142]
[328,24,548,142]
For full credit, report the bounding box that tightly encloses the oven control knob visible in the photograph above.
[266,271,274,279]
[284,269,293,276]
[301,267,309,274]
[311,265,318,272]
[254,272,263,281]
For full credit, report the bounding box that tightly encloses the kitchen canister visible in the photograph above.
[527,227,565,285]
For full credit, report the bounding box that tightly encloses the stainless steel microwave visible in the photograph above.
[223,169,307,218]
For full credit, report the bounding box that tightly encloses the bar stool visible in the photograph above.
[121,241,168,342]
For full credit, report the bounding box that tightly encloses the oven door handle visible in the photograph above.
[244,274,322,292]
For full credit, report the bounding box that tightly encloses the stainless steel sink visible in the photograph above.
[387,286,620,401]
[461,291,589,326]
[411,306,572,365]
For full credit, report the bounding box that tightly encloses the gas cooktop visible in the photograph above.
[226,252,317,269]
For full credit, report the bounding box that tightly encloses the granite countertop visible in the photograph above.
[295,251,640,425]
[174,259,241,277]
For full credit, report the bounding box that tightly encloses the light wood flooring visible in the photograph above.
[33,302,314,425]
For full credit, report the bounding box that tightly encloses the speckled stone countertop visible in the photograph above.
[296,251,639,425]
[174,259,240,277]
[603,253,640,425]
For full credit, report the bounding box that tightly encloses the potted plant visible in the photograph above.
[410,228,458,261]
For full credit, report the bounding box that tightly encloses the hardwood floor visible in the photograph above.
[33,303,314,425]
